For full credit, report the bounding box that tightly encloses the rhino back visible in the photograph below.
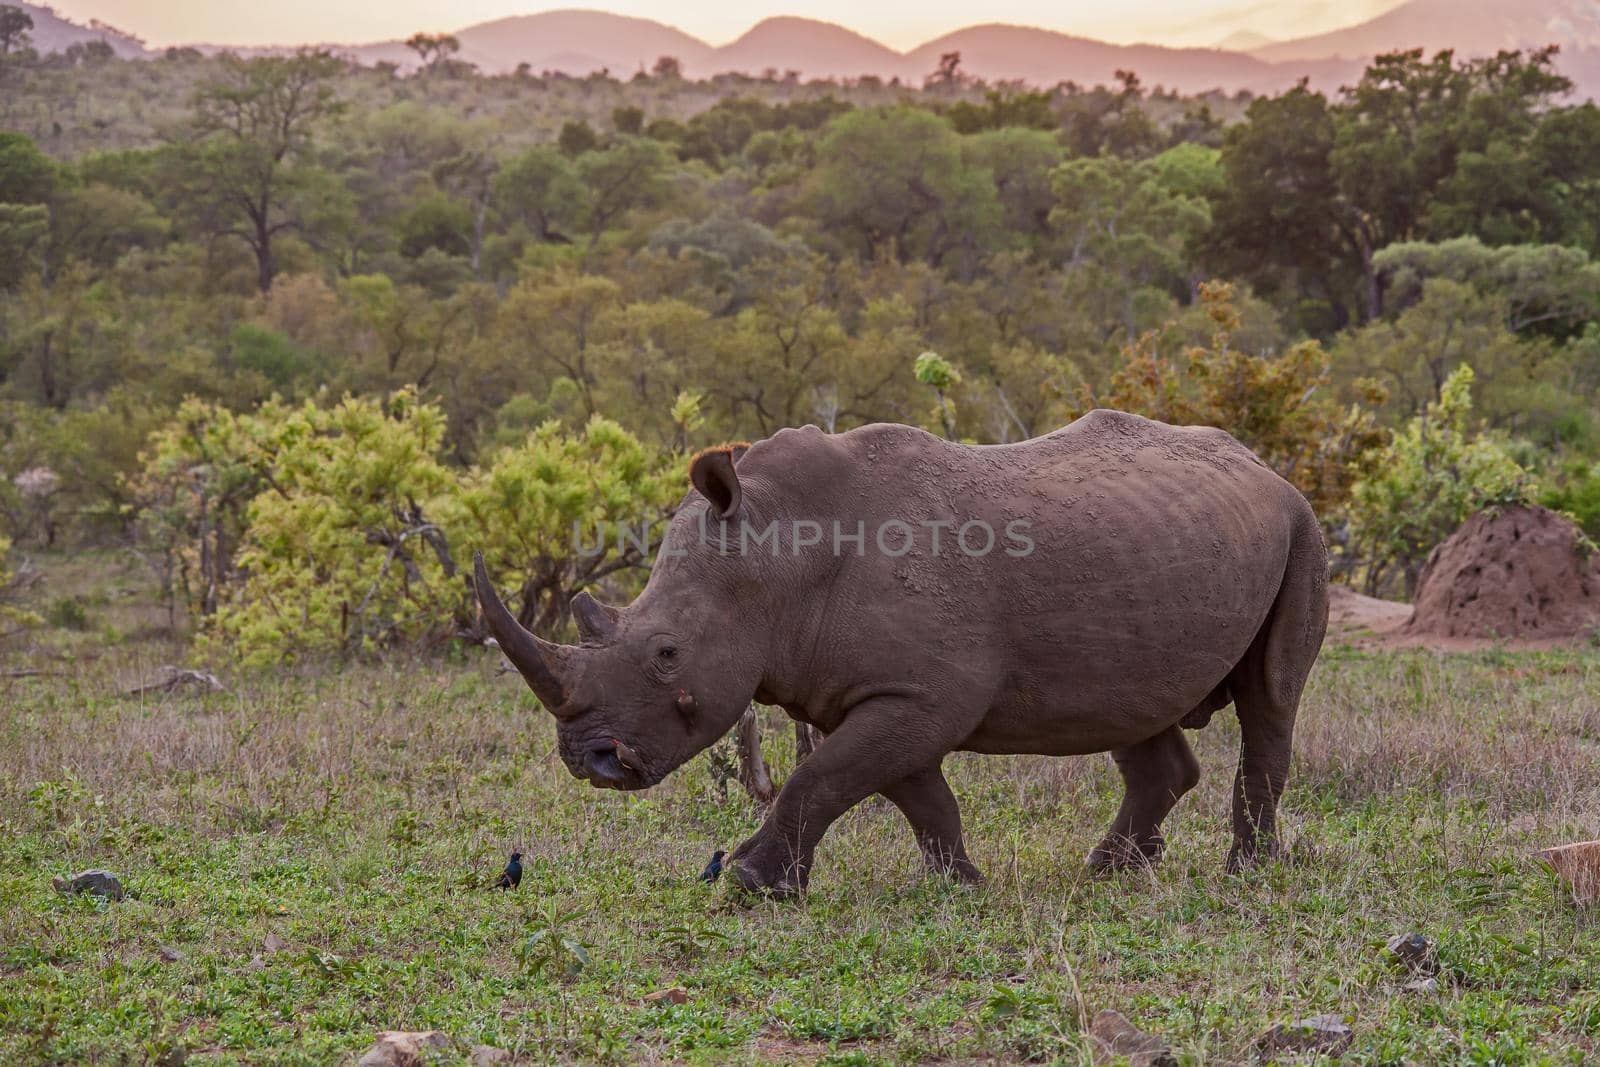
[739,411,1315,752]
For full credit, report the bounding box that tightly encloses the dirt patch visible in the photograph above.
[1402,505,1600,644]
[1328,584,1412,637]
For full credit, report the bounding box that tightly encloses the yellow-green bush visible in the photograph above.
[1348,365,1533,597]
[133,390,686,665]
[459,414,684,635]
[208,389,463,665]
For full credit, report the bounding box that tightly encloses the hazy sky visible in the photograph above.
[49,0,1406,50]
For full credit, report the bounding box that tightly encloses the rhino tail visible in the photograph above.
[1251,501,1330,714]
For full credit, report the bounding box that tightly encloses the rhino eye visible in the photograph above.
[658,646,677,661]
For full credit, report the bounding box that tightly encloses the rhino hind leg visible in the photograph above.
[1087,724,1202,871]
[1225,511,1328,872]
[880,763,985,885]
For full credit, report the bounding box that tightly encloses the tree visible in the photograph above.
[574,136,671,253]
[926,51,962,89]
[182,51,344,293]
[913,351,960,438]
[430,130,501,277]
[1079,282,1385,519]
[558,120,599,157]
[1059,72,1163,160]
[1049,155,1209,341]
[1207,84,1363,330]
[1374,237,1600,338]
[0,4,31,56]
[404,32,460,71]
[0,132,57,287]
[126,397,280,623]
[807,107,999,267]
[965,128,1062,249]
[0,131,53,204]
[612,106,644,135]
[493,271,622,416]
[494,145,580,244]
[1331,278,1589,447]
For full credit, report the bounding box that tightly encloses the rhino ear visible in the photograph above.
[689,444,745,519]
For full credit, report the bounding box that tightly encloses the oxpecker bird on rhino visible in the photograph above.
[475,409,1328,896]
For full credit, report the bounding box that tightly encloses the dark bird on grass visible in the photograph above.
[493,852,523,890]
[698,850,725,883]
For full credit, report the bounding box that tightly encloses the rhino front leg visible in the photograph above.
[1088,724,1201,870]
[727,698,972,897]
[880,764,984,884]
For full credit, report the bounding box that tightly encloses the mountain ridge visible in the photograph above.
[14,1,1600,97]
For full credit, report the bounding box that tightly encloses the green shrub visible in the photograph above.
[1348,365,1533,597]
[1541,462,1600,539]
[134,389,685,665]
[208,389,463,666]
[46,595,89,630]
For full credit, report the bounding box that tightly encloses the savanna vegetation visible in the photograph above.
[2,10,1599,1062]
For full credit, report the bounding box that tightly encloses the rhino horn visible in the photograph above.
[571,590,619,643]
[474,552,572,714]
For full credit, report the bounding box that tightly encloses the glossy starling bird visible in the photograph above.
[493,852,523,891]
[698,849,726,883]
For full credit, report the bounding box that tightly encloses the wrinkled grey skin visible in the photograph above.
[475,410,1328,896]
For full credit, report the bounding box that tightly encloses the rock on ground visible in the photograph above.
[356,1031,452,1067]
[1255,1015,1353,1059]
[1089,1009,1177,1067]
[1385,932,1436,973]
[51,869,125,901]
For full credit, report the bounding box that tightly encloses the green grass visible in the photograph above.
[1,554,1598,1063]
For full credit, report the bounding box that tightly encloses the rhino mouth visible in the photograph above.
[576,739,654,790]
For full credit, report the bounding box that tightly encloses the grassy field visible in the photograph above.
[2,552,1598,1064]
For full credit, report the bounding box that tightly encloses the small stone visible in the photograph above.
[357,1031,452,1067]
[241,955,267,973]
[1089,1009,1177,1067]
[51,869,125,901]
[643,986,689,1005]
[1255,1015,1353,1059]
[262,932,288,955]
[1385,932,1435,973]
[1537,840,1600,904]
[157,945,184,963]
[470,1046,511,1066]
[1402,977,1440,996]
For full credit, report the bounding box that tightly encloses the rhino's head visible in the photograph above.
[473,444,769,790]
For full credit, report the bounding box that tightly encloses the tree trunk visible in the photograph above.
[471,196,487,278]
[255,215,275,294]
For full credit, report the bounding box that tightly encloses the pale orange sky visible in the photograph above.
[47,0,1406,50]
